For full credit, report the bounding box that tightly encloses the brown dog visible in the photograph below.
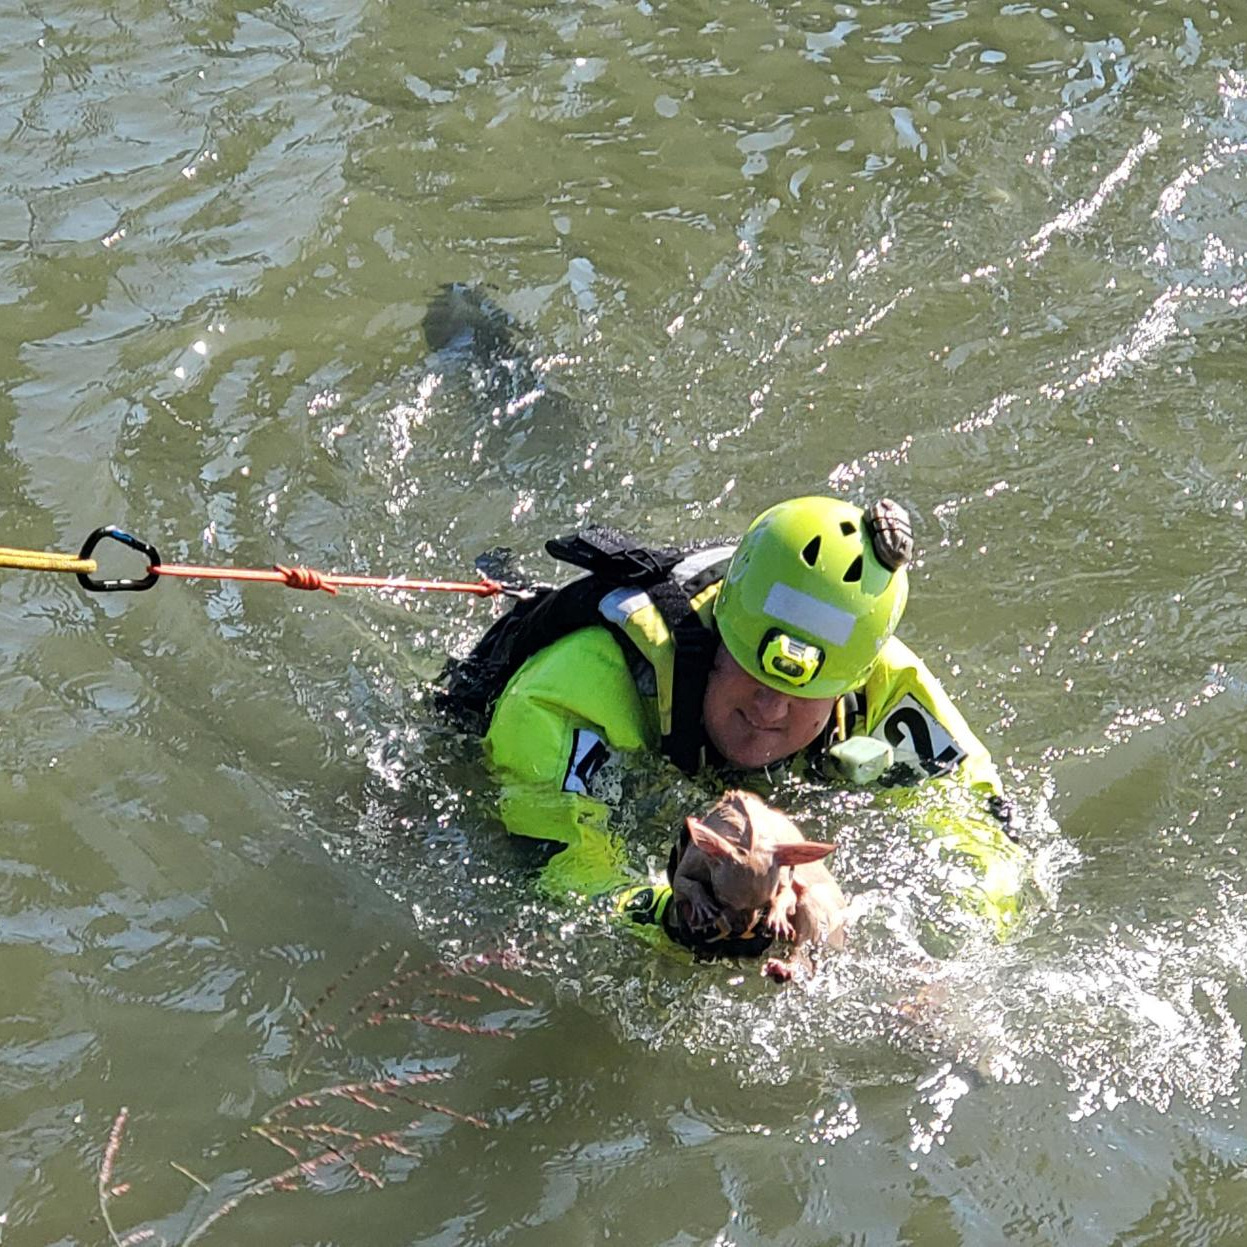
[672,790,848,980]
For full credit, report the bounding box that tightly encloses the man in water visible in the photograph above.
[443,494,1027,953]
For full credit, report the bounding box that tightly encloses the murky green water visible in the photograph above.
[4,0,1247,1242]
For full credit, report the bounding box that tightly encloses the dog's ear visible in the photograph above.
[770,840,835,867]
[685,816,740,860]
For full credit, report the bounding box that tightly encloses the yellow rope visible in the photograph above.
[0,546,97,574]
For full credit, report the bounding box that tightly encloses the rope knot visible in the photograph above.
[273,564,338,595]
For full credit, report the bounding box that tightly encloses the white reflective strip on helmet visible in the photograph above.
[762,582,856,647]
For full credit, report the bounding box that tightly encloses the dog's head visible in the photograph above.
[684,791,834,933]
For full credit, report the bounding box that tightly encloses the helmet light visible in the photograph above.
[758,629,824,689]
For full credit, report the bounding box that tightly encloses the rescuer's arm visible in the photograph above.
[483,627,659,899]
[855,639,1030,938]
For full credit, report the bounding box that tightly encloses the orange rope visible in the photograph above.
[148,562,505,598]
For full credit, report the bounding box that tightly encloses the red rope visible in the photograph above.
[274,564,336,595]
[148,561,505,598]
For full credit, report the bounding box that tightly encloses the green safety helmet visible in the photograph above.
[713,496,912,699]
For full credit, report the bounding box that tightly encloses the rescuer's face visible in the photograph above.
[702,644,834,771]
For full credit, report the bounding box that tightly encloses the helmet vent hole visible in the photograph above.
[843,555,863,583]
[801,536,821,566]
[840,521,856,536]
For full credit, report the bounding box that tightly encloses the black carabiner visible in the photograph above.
[76,526,162,593]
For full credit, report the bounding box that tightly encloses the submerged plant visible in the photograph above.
[96,949,534,1247]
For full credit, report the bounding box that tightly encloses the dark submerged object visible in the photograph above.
[422,281,572,425]
[423,282,518,360]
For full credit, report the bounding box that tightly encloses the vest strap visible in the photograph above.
[646,578,716,774]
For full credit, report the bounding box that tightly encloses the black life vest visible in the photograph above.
[438,527,733,774]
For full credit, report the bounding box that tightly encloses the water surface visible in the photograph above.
[4,1,1247,1243]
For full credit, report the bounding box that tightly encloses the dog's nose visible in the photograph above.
[729,909,762,937]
